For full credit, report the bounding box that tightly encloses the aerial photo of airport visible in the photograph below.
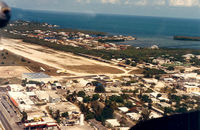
[0,1,200,130]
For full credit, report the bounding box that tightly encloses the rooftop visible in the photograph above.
[23,72,50,79]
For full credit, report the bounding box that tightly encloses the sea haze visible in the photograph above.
[11,8,200,49]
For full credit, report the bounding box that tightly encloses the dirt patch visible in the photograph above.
[0,66,30,78]
[65,65,124,74]
[128,68,144,74]
[0,50,71,76]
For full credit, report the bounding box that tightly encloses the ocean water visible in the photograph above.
[11,8,200,49]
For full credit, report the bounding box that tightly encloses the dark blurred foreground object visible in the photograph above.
[0,1,10,28]
[130,111,200,130]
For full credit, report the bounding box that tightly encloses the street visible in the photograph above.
[0,92,22,130]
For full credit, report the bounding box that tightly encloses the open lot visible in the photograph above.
[1,38,125,76]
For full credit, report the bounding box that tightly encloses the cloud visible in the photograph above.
[76,0,91,3]
[75,0,200,7]
[153,0,166,6]
[101,0,119,4]
[169,0,199,7]
[135,0,147,6]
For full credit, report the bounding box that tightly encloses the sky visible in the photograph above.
[5,0,200,19]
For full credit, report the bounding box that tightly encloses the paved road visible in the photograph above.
[0,93,22,130]
[0,111,12,130]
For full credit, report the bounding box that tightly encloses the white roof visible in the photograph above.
[150,92,159,98]
[106,119,120,127]
[8,84,24,92]
[118,107,129,113]
[164,78,174,81]
[173,73,197,79]
[26,84,37,87]
[77,97,83,102]
[47,91,60,99]
[183,85,199,88]
[150,111,162,119]
[8,91,34,112]
[158,97,169,101]
[192,92,200,96]
[158,102,171,107]
[126,112,141,120]
[35,91,49,101]
[25,92,36,97]
[143,78,158,84]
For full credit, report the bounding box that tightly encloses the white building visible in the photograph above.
[8,84,24,92]
[8,92,36,112]
[118,107,129,113]
[105,119,120,127]
[126,112,141,121]
[35,91,49,102]
[48,92,61,103]
[142,78,158,84]
[22,73,52,83]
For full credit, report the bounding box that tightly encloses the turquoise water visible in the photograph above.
[12,8,200,49]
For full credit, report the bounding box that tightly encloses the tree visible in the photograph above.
[182,95,189,100]
[164,107,173,115]
[169,94,181,104]
[176,107,187,113]
[80,103,88,113]
[83,96,91,103]
[155,75,161,80]
[92,94,100,101]
[21,111,27,123]
[85,112,95,120]
[77,91,86,97]
[131,62,137,66]
[121,94,129,99]
[125,101,134,108]
[94,86,105,93]
[55,110,60,120]
[167,66,174,71]
[61,112,69,118]
[102,105,114,119]
[156,94,162,98]
[125,59,131,65]
[180,69,185,73]
[67,90,70,94]
[148,103,152,109]
[109,95,124,103]
[139,108,151,121]
[140,95,152,103]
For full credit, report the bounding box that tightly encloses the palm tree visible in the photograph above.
[139,108,151,121]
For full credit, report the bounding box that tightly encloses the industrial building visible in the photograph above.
[8,91,36,112]
[22,72,52,83]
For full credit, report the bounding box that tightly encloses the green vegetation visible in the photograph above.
[143,68,166,78]
[61,112,69,118]
[77,91,86,97]
[92,94,100,101]
[94,86,105,93]
[167,66,175,71]
[21,111,27,123]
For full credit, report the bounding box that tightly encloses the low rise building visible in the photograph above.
[183,85,200,93]
[8,84,24,92]
[22,72,52,83]
[48,91,61,103]
[118,107,129,113]
[8,91,36,112]
[35,91,49,102]
[126,112,141,121]
[105,119,120,127]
